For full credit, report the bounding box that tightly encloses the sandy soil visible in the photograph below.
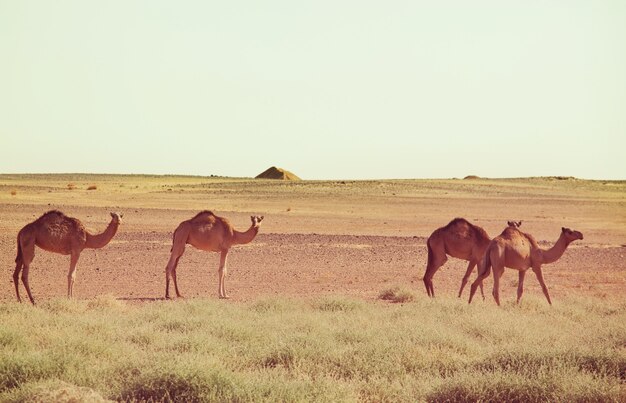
[0,175,624,303]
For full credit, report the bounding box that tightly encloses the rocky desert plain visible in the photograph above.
[1,174,624,304]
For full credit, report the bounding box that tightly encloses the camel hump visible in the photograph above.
[498,226,538,247]
[40,210,67,219]
[190,210,216,220]
[36,210,83,229]
[446,217,471,228]
[444,218,488,240]
[499,226,520,237]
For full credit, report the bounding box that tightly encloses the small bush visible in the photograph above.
[250,298,291,313]
[0,354,64,392]
[378,286,416,303]
[87,185,97,190]
[117,366,238,402]
[262,346,296,369]
[67,183,76,190]
[10,190,16,196]
[86,295,126,311]
[314,296,363,312]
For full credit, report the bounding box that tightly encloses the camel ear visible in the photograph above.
[259,216,264,222]
[561,227,566,232]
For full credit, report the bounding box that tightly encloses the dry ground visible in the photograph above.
[0,174,624,303]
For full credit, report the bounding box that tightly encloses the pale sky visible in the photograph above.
[1,1,625,180]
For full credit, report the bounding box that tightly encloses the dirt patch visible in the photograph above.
[1,175,624,304]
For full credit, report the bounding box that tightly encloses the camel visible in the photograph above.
[165,210,264,299]
[423,218,521,298]
[14,210,122,304]
[468,226,583,305]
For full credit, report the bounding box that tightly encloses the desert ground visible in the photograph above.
[1,174,624,304]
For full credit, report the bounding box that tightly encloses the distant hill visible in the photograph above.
[255,166,301,180]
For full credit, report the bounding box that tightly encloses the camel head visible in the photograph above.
[251,215,264,228]
[110,212,123,223]
[561,227,583,242]
[507,220,522,228]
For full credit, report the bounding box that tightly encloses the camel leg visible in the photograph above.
[423,252,446,298]
[459,260,476,298]
[532,266,552,305]
[172,258,183,298]
[516,270,526,304]
[13,261,23,303]
[19,242,36,305]
[468,260,490,304]
[21,264,35,305]
[67,252,80,299]
[492,266,504,306]
[165,246,185,299]
[218,250,229,299]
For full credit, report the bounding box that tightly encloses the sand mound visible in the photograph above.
[256,166,301,180]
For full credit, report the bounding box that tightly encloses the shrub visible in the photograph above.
[87,185,97,190]
[314,296,363,312]
[67,183,76,190]
[10,190,16,196]
[378,286,416,303]
[117,366,239,402]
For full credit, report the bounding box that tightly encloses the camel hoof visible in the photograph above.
[219,295,230,299]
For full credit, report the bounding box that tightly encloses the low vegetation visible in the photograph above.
[0,295,624,402]
[378,285,416,303]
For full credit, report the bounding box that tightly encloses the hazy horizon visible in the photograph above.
[1,1,625,180]
[1,170,623,182]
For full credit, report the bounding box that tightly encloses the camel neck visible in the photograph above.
[232,225,260,245]
[85,219,119,249]
[541,234,569,264]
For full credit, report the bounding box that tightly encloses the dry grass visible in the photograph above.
[66,183,76,190]
[0,295,624,402]
[378,286,416,303]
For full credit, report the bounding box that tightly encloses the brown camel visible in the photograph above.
[165,210,264,299]
[423,218,521,298]
[14,210,122,304]
[468,226,583,305]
